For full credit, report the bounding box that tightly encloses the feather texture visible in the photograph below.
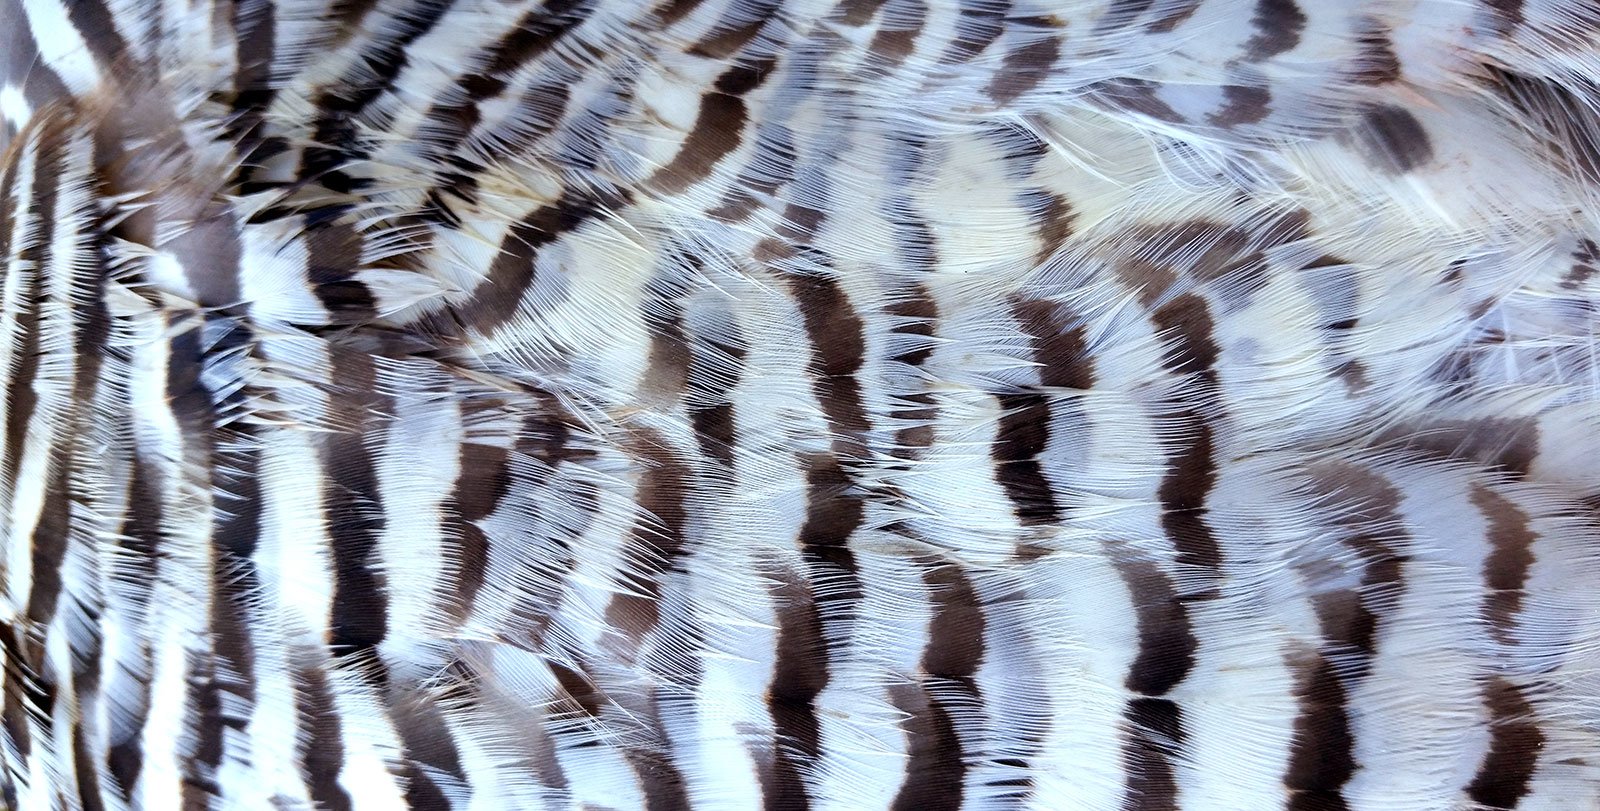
[3,0,1600,808]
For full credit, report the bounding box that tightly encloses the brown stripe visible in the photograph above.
[1027,191,1076,268]
[1466,677,1543,809]
[992,392,1062,525]
[208,432,261,721]
[1207,84,1271,128]
[10,13,70,117]
[72,712,106,811]
[231,0,276,98]
[305,218,376,323]
[484,0,598,80]
[1469,484,1536,644]
[1244,0,1306,61]
[0,624,42,767]
[1116,557,1198,697]
[656,0,710,26]
[1351,25,1402,85]
[649,59,776,195]
[1091,79,1186,124]
[1483,0,1525,32]
[1122,697,1184,811]
[764,571,827,811]
[1146,0,1203,32]
[688,0,782,58]
[642,292,692,404]
[441,419,516,623]
[866,0,927,67]
[707,123,799,222]
[1097,0,1157,32]
[687,320,747,470]
[836,0,890,26]
[1013,299,1094,389]
[1151,294,1223,571]
[796,453,865,603]
[887,683,964,811]
[410,0,593,171]
[941,0,1011,63]
[989,32,1060,105]
[23,453,70,627]
[1354,105,1434,174]
[1284,649,1354,811]
[1282,465,1410,806]
[299,0,461,194]
[295,660,353,811]
[388,688,466,808]
[790,273,871,446]
[1308,465,1408,665]
[605,432,693,643]
[890,560,986,809]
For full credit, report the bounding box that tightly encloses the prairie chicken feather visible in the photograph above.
[3,0,1600,809]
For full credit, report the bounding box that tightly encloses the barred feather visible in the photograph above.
[4,0,1600,809]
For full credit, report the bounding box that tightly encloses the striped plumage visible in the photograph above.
[4,0,1600,808]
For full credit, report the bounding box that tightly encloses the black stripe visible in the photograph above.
[416,0,594,159]
[444,185,631,333]
[62,0,128,77]
[182,655,224,807]
[2,119,63,516]
[325,350,390,658]
[300,0,460,191]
